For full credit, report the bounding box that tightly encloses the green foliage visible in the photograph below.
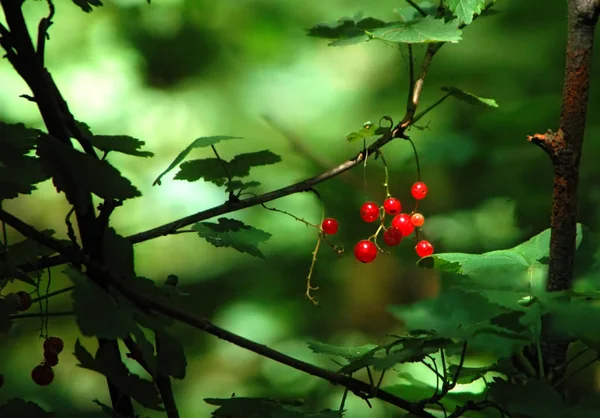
[204,397,343,418]
[0,398,53,417]
[36,134,141,207]
[68,267,138,339]
[102,228,136,279]
[74,339,163,411]
[153,136,242,186]
[89,135,154,158]
[308,15,461,46]
[192,217,272,258]
[346,121,380,143]
[0,122,49,201]
[444,0,488,25]
[71,0,103,13]
[442,86,499,107]
[156,330,187,379]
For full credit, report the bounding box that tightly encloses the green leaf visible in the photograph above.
[0,123,49,201]
[0,398,54,417]
[489,378,567,418]
[71,0,103,13]
[102,228,135,279]
[442,86,499,107]
[346,121,379,142]
[418,225,585,294]
[365,16,462,44]
[74,339,163,411]
[446,364,494,384]
[205,397,342,418]
[0,230,59,285]
[394,2,438,22]
[36,134,141,207]
[227,150,282,177]
[444,0,487,25]
[68,267,138,339]
[153,136,241,186]
[307,17,386,40]
[90,135,154,158]
[192,218,271,258]
[131,326,157,377]
[156,330,187,379]
[308,342,379,360]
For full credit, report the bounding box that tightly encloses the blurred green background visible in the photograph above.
[1,0,600,416]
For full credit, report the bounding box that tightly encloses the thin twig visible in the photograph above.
[36,0,54,62]
[31,285,75,303]
[10,310,73,319]
[412,93,451,125]
[406,0,428,17]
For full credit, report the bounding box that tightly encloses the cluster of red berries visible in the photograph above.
[31,337,64,386]
[320,181,434,263]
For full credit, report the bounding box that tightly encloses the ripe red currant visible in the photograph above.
[360,202,380,223]
[383,197,402,215]
[383,227,402,246]
[31,364,54,386]
[391,213,414,237]
[415,240,434,258]
[411,182,428,200]
[43,337,64,355]
[43,349,59,367]
[16,291,32,312]
[354,240,377,263]
[321,218,339,235]
[411,213,425,227]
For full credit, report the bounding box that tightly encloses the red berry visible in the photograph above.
[31,364,54,386]
[391,213,415,237]
[43,349,59,367]
[354,240,377,263]
[321,218,339,235]
[415,240,434,258]
[411,182,428,200]
[383,227,402,246]
[43,337,64,355]
[16,291,32,312]
[383,197,402,216]
[360,202,380,223]
[411,213,425,227]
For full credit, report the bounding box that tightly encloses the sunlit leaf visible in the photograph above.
[153,136,241,186]
[445,0,488,25]
[366,17,462,44]
[90,135,154,158]
[442,86,499,108]
[192,218,271,258]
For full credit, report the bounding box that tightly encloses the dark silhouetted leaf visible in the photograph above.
[307,17,385,40]
[90,135,154,158]
[227,150,282,177]
[442,86,499,107]
[71,0,103,13]
[156,330,187,379]
[153,136,241,185]
[489,379,566,418]
[0,398,54,417]
[174,158,229,185]
[74,339,163,411]
[37,134,141,207]
[102,228,135,279]
[131,326,157,377]
[192,218,271,258]
[205,397,342,418]
[225,180,261,193]
[68,267,138,339]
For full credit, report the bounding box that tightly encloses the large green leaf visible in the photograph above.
[102,228,135,279]
[365,17,462,44]
[0,123,49,200]
[444,0,487,25]
[74,339,163,411]
[418,225,585,294]
[204,397,342,418]
[68,267,138,339]
[90,135,154,158]
[153,136,241,185]
[442,86,499,107]
[156,330,187,379]
[36,134,141,207]
[192,218,271,258]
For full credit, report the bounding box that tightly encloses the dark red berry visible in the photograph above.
[43,337,64,355]
[321,218,339,235]
[43,349,59,367]
[360,202,380,223]
[31,364,54,386]
[354,240,377,263]
[383,197,402,216]
[411,182,428,200]
[411,213,425,227]
[383,227,402,246]
[415,240,434,258]
[391,213,415,237]
[16,291,32,312]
